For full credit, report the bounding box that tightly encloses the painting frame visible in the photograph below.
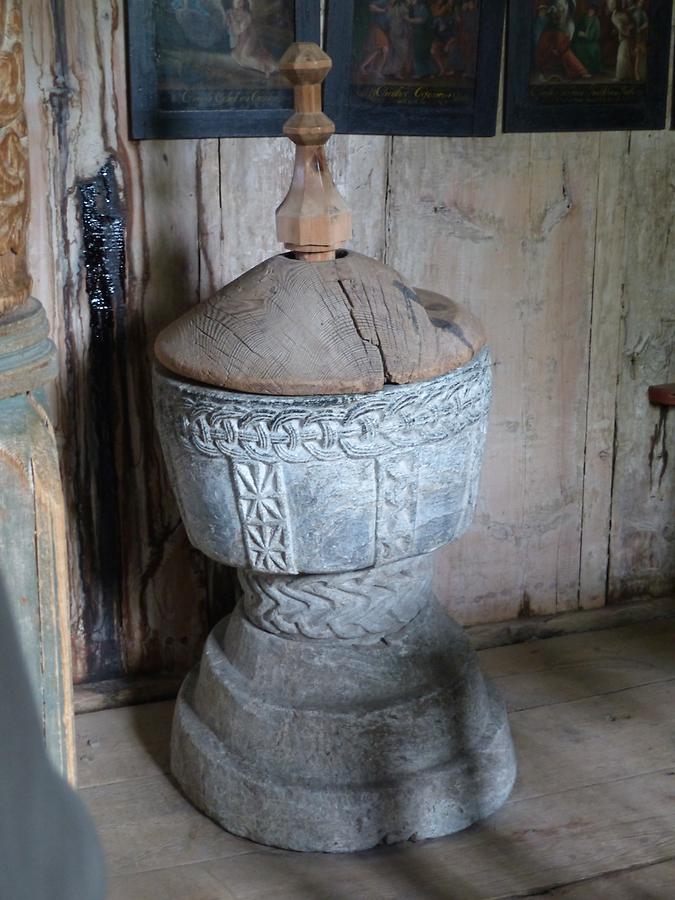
[672,25,675,128]
[504,0,674,133]
[324,0,506,136]
[126,0,320,140]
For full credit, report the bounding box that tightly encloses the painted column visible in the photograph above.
[0,0,75,782]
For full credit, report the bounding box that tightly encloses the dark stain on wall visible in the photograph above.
[76,161,128,679]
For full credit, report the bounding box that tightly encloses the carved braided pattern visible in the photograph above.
[240,556,432,641]
[175,349,491,463]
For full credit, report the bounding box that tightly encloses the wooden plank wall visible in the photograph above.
[23,1,675,683]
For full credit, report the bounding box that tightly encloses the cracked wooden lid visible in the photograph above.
[154,43,486,396]
[155,251,485,395]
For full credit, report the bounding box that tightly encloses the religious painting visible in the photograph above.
[324,0,505,136]
[504,0,674,132]
[126,0,320,139]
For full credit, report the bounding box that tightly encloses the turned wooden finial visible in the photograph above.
[275,43,351,261]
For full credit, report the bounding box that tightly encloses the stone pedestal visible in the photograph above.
[172,559,514,852]
[154,347,516,852]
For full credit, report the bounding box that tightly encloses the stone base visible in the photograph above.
[171,589,516,852]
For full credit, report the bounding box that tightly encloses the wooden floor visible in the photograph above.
[76,620,675,900]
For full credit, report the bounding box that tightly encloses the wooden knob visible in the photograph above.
[275,43,351,261]
[648,384,675,407]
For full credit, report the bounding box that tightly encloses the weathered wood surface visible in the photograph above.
[607,131,675,603]
[23,0,675,681]
[24,0,213,683]
[73,673,183,715]
[0,0,75,783]
[393,129,675,624]
[524,861,675,899]
[155,251,486,394]
[74,622,675,898]
[0,0,31,314]
[576,132,629,609]
[393,133,599,623]
[0,390,75,782]
[468,593,675,651]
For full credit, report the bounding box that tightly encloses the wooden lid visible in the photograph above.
[154,42,486,396]
[154,251,485,395]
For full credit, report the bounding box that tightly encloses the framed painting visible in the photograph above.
[504,0,674,132]
[324,0,506,136]
[126,0,320,139]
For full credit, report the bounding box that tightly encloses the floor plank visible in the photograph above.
[106,770,675,899]
[108,865,239,900]
[76,702,173,788]
[516,858,675,898]
[483,619,675,710]
[206,769,675,898]
[467,598,675,651]
[83,774,252,876]
[79,622,675,898]
[509,679,675,802]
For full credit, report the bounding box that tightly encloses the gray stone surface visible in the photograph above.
[153,349,492,574]
[153,347,517,852]
[172,591,516,852]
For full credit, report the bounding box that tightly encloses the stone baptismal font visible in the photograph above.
[153,44,516,852]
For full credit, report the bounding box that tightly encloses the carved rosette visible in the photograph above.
[0,0,31,316]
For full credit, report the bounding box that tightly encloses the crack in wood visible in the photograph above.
[336,276,388,383]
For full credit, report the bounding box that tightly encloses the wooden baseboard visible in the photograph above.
[74,674,184,715]
[466,595,675,651]
[74,595,675,714]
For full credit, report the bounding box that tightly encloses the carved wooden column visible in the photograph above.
[0,0,75,782]
[153,44,515,851]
